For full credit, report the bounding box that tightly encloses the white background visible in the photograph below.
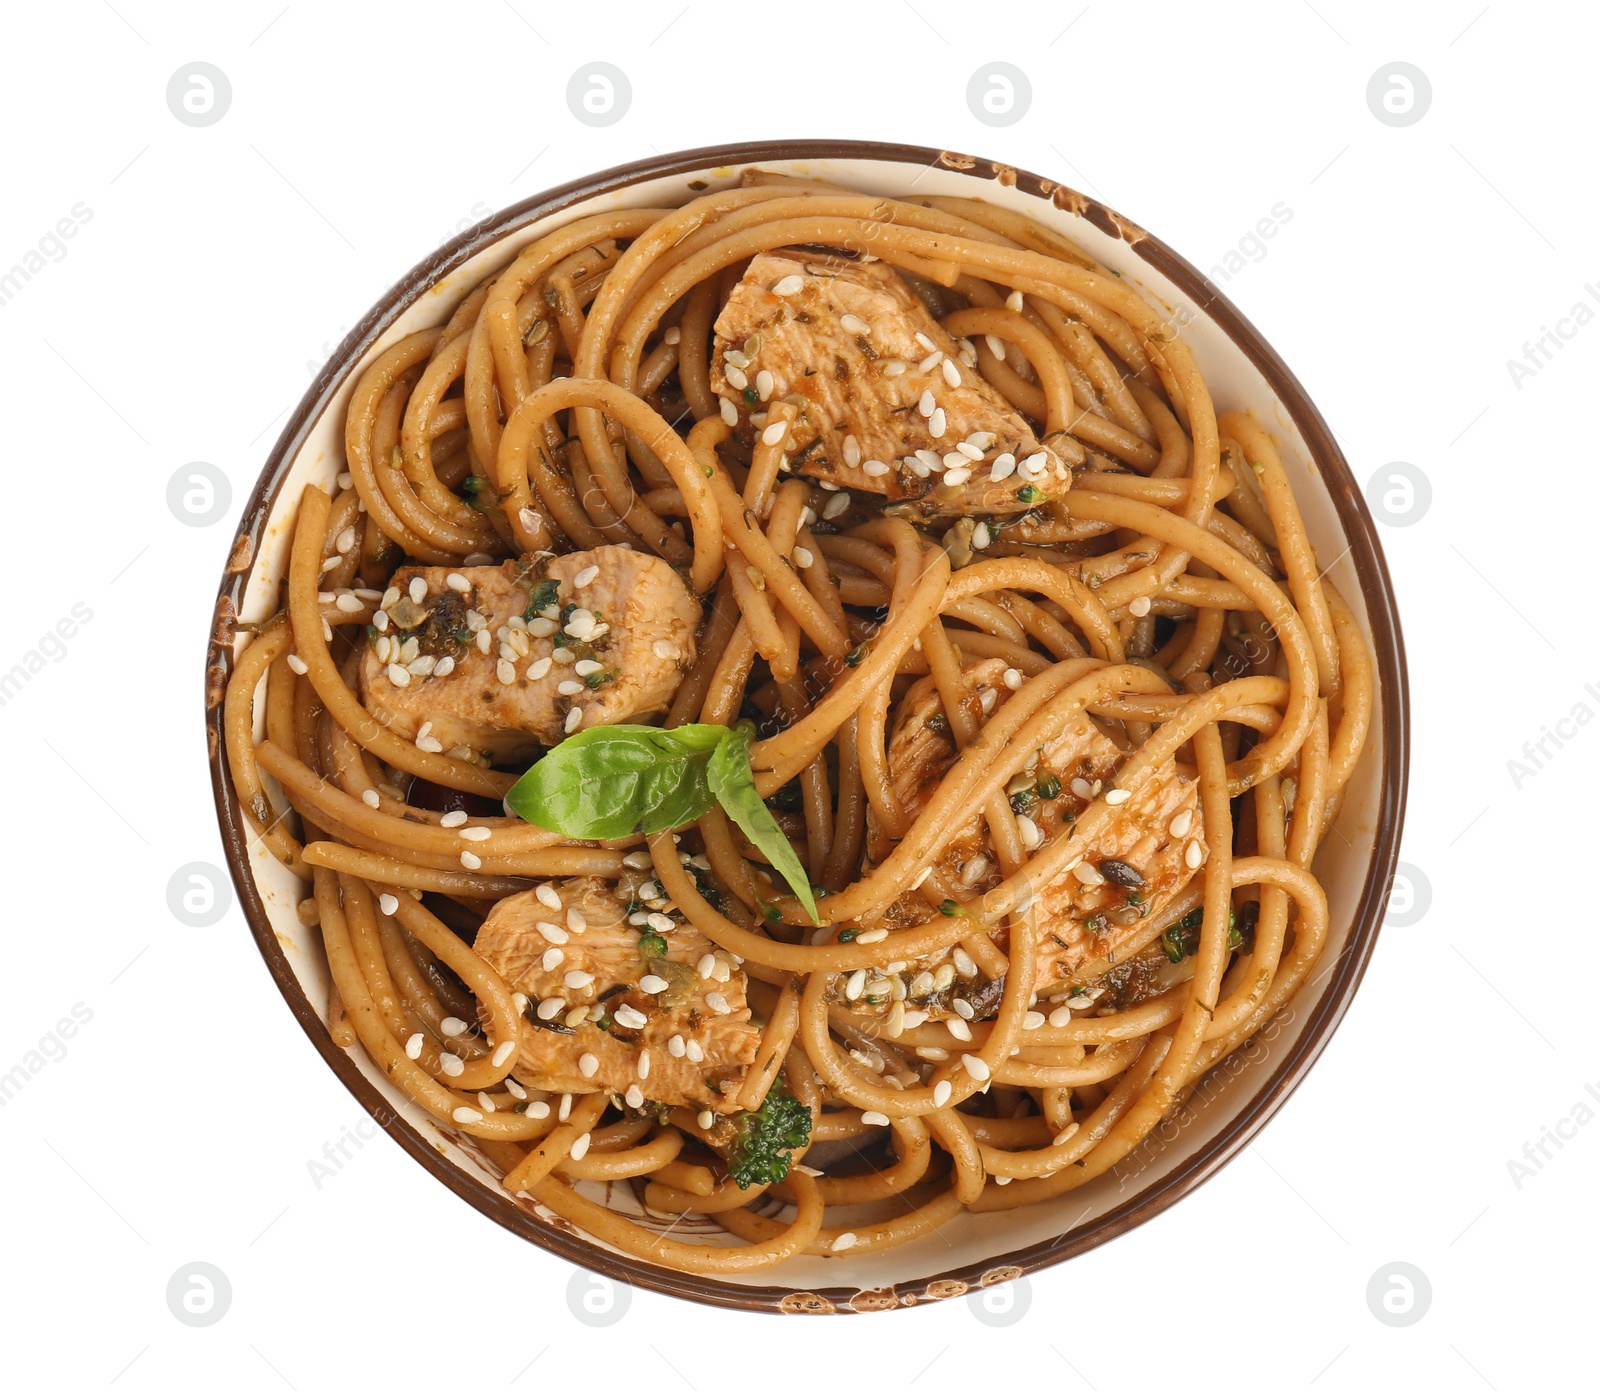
[0,1,1592,1385]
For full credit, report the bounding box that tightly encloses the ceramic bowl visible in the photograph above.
[205,140,1408,1315]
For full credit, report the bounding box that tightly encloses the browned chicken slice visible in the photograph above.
[711,250,1072,520]
[841,659,1204,1025]
[358,546,700,763]
[473,876,760,1112]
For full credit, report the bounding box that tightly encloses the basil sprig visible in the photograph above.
[505,721,818,922]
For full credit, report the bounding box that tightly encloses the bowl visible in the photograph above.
[204,140,1408,1315]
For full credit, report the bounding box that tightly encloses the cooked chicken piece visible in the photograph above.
[473,876,760,1112]
[843,659,1204,1021]
[711,250,1071,519]
[359,546,700,763]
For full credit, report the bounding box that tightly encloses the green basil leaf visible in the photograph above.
[706,722,819,923]
[505,724,725,839]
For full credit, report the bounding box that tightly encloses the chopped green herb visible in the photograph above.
[938,899,971,917]
[1016,484,1040,504]
[1036,773,1062,800]
[638,932,668,959]
[837,927,859,943]
[844,643,868,667]
[727,1078,812,1189]
[584,668,615,690]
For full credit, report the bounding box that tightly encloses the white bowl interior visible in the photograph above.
[232,153,1386,1296]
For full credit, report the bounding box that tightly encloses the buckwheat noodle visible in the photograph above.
[224,172,1372,1275]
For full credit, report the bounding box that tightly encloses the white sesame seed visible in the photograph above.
[952,946,977,977]
[536,923,568,948]
[491,1040,516,1067]
[573,564,600,589]
[286,652,309,676]
[569,1132,591,1160]
[615,1004,648,1029]
[434,810,464,829]
[911,866,933,889]
[862,459,890,477]
[792,546,814,569]
[929,407,947,438]
[956,442,985,462]
[840,312,869,334]
[1024,1010,1046,1030]
[1170,810,1195,837]
[948,1014,975,1041]
[941,358,962,387]
[917,350,943,373]
[725,364,749,390]
[719,396,738,426]
[989,453,1018,483]
[855,927,889,944]
[1019,452,1048,478]
[844,969,867,1001]
[405,1032,424,1059]
[651,640,678,661]
[917,389,935,418]
[460,850,482,870]
[960,1053,991,1081]
[933,1079,953,1106]
[459,825,492,841]
[639,975,668,995]
[452,1106,482,1124]
[558,1093,573,1120]
[1072,861,1105,886]
[439,1053,464,1077]
[1129,595,1153,618]
[1002,667,1023,691]
[566,910,587,934]
[725,348,750,370]
[565,708,583,733]
[557,679,584,696]
[1049,1006,1073,1027]
[842,434,863,468]
[861,1111,890,1126]
[1105,788,1132,806]
[434,656,455,677]
[565,970,595,989]
[686,1038,704,1062]
[822,491,851,520]
[760,420,788,447]
[624,1083,645,1108]
[698,1109,714,1130]
[361,788,382,810]
[1016,814,1043,851]
[496,658,516,685]
[756,369,775,401]
[476,628,493,655]
[667,1034,686,1057]
[536,997,564,1020]
[832,1232,859,1252]
[376,893,399,916]
[408,577,428,604]
[914,331,937,352]
[623,851,652,869]
[979,688,998,714]
[664,326,681,345]
[705,992,731,1015]
[504,1077,527,1099]
[771,274,804,296]
[478,1091,497,1112]
[577,1052,599,1079]
[942,465,971,486]
[1006,290,1025,312]
[1186,839,1204,870]
[322,619,332,642]
[883,359,907,377]
[1053,1124,1082,1147]
[441,572,469,595]
[1070,777,1094,799]
[637,1050,651,1079]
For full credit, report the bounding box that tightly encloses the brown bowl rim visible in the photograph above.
[204,138,1409,1316]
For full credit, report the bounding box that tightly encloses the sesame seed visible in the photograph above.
[536,997,564,1019]
[664,326,681,345]
[566,909,587,933]
[725,348,750,369]
[476,628,493,655]
[1129,595,1152,618]
[442,572,469,595]
[719,396,738,426]
[439,1053,464,1077]
[855,927,889,944]
[840,312,869,334]
[623,851,652,869]
[686,1038,704,1062]
[460,850,482,870]
[1024,1010,1046,1030]
[1105,788,1132,806]
[439,810,468,828]
[496,658,516,685]
[862,459,890,477]
[322,618,333,642]
[756,369,774,401]
[980,687,998,713]
[1049,1006,1074,1027]
[948,1013,975,1040]
[1072,861,1104,887]
[832,1232,859,1252]
[705,992,731,1015]
[932,1079,954,1107]
[761,420,787,446]
[1169,810,1195,837]
[792,545,814,569]
[929,408,947,438]
[1186,839,1204,870]
[286,652,309,675]
[911,865,933,889]
[1006,290,1024,313]
[478,1091,496,1112]
[1016,814,1043,851]
[577,1052,599,1079]
[565,970,595,989]
[570,1132,592,1160]
[952,946,977,977]
[725,364,749,390]
[956,442,984,462]
[698,1109,714,1130]
[652,639,678,661]
[667,1034,686,1057]
[696,952,716,980]
[405,1032,424,1059]
[960,1053,991,1081]
[558,1093,573,1120]
[615,1004,648,1029]
[942,465,971,486]
[917,350,943,373]
[573,564,600,589]
[361,788,381,810]
[459,825,492,841]
[452,1107,482,1124]
[378,892,399,915]
[1019,452,1048,478]
[1002,667,1022,690]
[844,969,866,1001]
[557,679,583,696]
[383,662,409,689]
[624,1083,645,1108]
[862,1111,890,1126]
[637,1050,651,1079]
[541,948,564,971]
[408,577,428,604]
[504,1077,527,1100]
[565,708,583,733]
[771,274,804,296]
[1070,777,1094,799]
[1053,1124,1081,1147]
[434,656,455,677]
[492,1040,516,1067]
[917,389,935,418]
[941,358,962,387]
[989,453,1018,483]
[639,975,668,994]
[883,359,908,377]
[534,884,562,911]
